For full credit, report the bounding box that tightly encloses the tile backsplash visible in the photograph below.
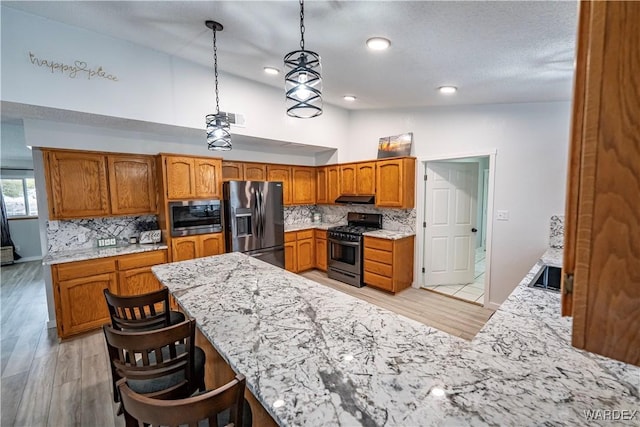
[550,215,564,249]
[284,205,416,233]
[47,215,158,252]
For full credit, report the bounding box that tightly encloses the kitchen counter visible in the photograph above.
[42,243,168,265]
[284,222,415,240]
[284,222,342,232]
[363,229,415,240]
[152,250,639,426]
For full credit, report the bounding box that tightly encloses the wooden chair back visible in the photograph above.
[103,319,196,400]
[117,374,246,427]
[104,287,172,331]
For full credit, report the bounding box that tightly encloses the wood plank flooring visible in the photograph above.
[0,262,494,427]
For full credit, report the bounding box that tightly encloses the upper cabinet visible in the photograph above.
[375,158,416,208]
[266,165,292,205]
[108,155,157,215]
[327,166,341,205]
[340,164,357,195]
[243,163,267,181]
[45,150,110,219]
[163,155,222,200]
[341,162,376,196]
[291,167,316,205]
[562,1,640,366]
[222,161,243,181]
[316,167,328,204]
[44,149,158,219]
[222,161,267,181]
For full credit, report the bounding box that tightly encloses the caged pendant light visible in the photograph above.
[284,0,322,118]
[205,20,231,151]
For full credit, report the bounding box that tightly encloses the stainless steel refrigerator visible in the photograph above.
[223,181,285,268]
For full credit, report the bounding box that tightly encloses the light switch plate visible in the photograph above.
[496,210,509,221]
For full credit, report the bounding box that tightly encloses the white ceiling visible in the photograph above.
[3,0,579,111]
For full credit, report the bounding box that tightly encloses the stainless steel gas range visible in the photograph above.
[327,212,382,287]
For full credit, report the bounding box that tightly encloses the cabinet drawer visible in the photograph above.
[296,230,314,240]
[363,247,392,265]
[364,259,393,277]
[364,271,393,291]
[365,237,393,251]
[56,258,116,281]
[314,229,327,240]
[285,232,296,243]
[118,250,167,270]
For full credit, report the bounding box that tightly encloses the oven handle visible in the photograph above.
[328,238,361,247]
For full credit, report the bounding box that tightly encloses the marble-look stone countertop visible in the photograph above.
[284,222,343,232]
[152,250,639,426]
[42,243,168,265]
[363,229,415,240]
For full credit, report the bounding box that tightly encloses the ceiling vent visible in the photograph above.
[220,111,246,128]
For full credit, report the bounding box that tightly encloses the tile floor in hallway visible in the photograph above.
[427,247,486,304]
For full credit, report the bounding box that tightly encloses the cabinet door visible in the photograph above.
[284,241,297,272]
[243,164,267,181]
[118,267,161,296]
[327,166,341,205]
[171,236,199,261]
[200,233,224,257]
[315,237,327,271]
[296,238,314,272]
[165,157,196,199]
[45,150,110,219]
[57,272,117,337]
[292,167,316,205]
[194,158,222,199]
[108,155,157,215]
[222,162,243,181]
[356,162,376,195]
[375,158,415,208]
[340,164,357,195]
[267,165,292,205]
[316,167,328,204]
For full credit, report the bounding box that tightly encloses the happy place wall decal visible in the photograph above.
[28,51,119,82]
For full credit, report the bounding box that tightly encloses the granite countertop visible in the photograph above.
[284,222,342,232]
[284,222,415,240]
[152,250,640,426]
[42,243,168,265]
[363,229,415,240]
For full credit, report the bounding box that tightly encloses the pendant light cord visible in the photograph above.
[213,28,220,114]
[299,0,305,50]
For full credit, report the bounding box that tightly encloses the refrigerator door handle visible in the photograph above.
[257,190,264,238]
[260,191,266,240]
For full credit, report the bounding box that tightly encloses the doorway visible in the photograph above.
[419,153,495,306]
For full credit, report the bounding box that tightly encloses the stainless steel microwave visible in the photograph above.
[168,200,222,237]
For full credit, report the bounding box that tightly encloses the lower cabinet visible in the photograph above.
[363,236,414,293]
[171,233,225,262]
[284,230,315,273]
[314,230,327,271]
[52,250,168,338]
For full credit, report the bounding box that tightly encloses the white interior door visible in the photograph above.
[423,161,479,286]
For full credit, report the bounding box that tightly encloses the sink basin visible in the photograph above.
[530,265,562,292]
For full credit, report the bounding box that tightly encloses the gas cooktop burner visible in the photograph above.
[327,225,380,235]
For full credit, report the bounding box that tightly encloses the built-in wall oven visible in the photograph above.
[327,212,382,287]
[169,200,222,237]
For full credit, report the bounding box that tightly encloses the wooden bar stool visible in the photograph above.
[104,287,185,332]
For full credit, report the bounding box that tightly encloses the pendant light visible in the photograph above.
[205,20,231,151]
[284,0,322,118]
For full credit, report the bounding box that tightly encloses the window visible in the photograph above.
[1,177,38,217]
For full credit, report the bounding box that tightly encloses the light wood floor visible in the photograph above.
[301,270,495,340]
[0,262,494,427]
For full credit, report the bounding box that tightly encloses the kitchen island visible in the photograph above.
[152,252,639,426]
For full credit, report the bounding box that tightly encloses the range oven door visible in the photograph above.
[328,238,361,275]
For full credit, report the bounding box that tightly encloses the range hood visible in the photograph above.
[334,195,375,204]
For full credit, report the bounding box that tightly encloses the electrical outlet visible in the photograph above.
[496,210,510,221]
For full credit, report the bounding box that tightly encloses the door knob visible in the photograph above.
[471,228,478,233]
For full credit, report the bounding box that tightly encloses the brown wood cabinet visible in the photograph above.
[291,167,316,205]
[163,155,222,200]
[117,251,167,296]
[44,150,111,219]
[314,229,327,271]
[356,162,376,195]
[222,161,267,181]
[375,158,416,208]
[222,161,243,181]
[327,166,341,205]
[243,163,267,181]
[284,230,314,273]
[171,233,225,262]
[53,258,117,338]
[108,155,157,215]
[562,1,640,366]
[363,236,414,293]
[284,232,297,272]
[340,164,357,195]
[316,167,328,204]
[267,165,292,205]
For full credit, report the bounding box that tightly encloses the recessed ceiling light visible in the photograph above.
[263,66,280,75]
[366,37,391,51]
[438,86,457,94]
[343,95,356,102]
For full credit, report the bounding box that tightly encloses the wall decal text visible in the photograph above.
[28,51,118,81]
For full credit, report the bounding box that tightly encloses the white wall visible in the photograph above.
[8,218,41,260]
[1,6,350,157]
[346,102,571,306]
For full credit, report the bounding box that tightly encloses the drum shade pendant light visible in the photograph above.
[284,0,322,118]
[205,20,231,151]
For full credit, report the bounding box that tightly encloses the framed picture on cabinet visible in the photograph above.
[377,132,413,158]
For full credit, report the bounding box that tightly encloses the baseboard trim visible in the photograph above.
[15,256,43,263]
[46,319,57,329]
